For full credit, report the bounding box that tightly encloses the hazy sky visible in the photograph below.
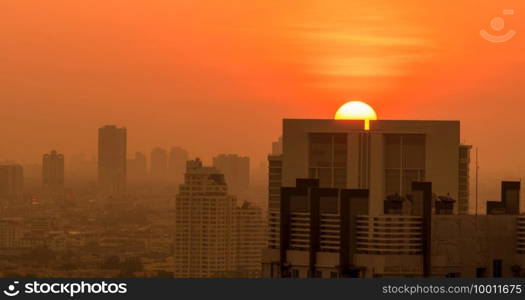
[1,0,525,196]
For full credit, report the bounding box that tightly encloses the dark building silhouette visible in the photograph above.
[487,181,520,215]
[98,125,127,196]
[0,163,23,202]
[42,150,64,193]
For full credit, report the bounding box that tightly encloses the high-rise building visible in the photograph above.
[458,145,472,214]
[98,125,127,196]
[174,158,237,278]
[212,154,250,197]
[168,147,188,183]
[150,147,168,181]
[235,201,266,277]
[127,152,148,181]
[278,119,460,214]
[42,150,65,193]
[0,164,24,202]
[263,118,469,277]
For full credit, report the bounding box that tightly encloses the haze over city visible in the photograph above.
[4,0,525,283]
[1,0,525,202]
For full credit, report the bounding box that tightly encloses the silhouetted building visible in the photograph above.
[487,181,520,215]
[272,136,282,156]
[266,119,462,261]
[279,119,460,215]
[150,147,168,181]
[0,164,24,202]
[458,145,472,214]
[235,201,265,277]
[168,147,188,183]
[174,158,237,278]
[267,155,282,249]
[42,150,65,193]
[213,154,250,197]
[127,152,148,181]
[98,125,127,196]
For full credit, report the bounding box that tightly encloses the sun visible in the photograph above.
[334,101,378,130]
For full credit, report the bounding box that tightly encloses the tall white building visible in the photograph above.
[174,158,237,278]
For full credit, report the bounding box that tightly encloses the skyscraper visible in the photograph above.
[267,143,282,250]
[0,163,24,202]
[42,150,65,193]
[212,154,250,197]
[150,147,168,181]
[235,201,266,277]
[174,158,237,278]
[98,125,127,196]
[458,145,472,214]
[168,147,188,183]
[263,118,465,277]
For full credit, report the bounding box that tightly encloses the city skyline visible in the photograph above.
[2,1,525,202]
[2,0,525,283]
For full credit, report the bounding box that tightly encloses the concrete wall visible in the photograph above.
[282,119,459,216]
[432,215,522,277]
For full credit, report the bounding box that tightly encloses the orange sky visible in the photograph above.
[1,0,525,197]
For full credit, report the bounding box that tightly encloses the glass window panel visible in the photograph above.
[333,168,347,188]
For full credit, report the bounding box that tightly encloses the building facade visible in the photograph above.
[174,158,237,277]
[98,125,127,196]
[236,201,266,277]
[42,150,65,193]
[458,145,472,214]
[0,164,23,203]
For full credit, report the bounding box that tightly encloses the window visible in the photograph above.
[309,133,347,188]
[384,134,425,197]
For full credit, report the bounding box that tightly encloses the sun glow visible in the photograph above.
[334,101,378,130]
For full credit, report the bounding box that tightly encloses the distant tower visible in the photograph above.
[98,125,127,196]
[267,137,283,249]
[42,150,65,193]
[150,147,168,181]
[212,154,250,197]
[168,147,188,183]
[0,163,24,202]
[458,145,472,214]
[127,152,148,182]
[174,158,237,278]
